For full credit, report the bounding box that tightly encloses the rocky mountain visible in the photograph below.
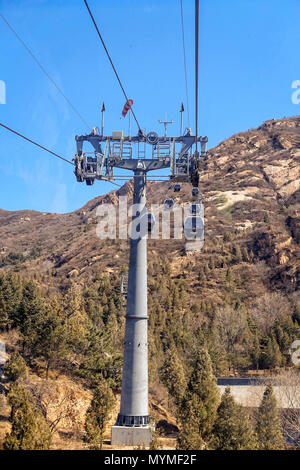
[1,115,300,304]
[1,115,300,450]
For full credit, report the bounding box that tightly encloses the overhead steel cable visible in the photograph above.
[0,122,74,166]
[0,13,91,131]
[109,181,122,188]
[180,0,191,129]
[83,0,142,132]
[0,122,125,189]
[195,0,199,152]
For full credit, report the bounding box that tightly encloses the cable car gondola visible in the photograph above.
[174,184,181,192]
[164,198,174,210]
[192,187,199,197]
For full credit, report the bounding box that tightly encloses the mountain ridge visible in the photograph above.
[0,115,300,301]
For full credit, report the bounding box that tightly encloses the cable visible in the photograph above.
[104,180,122,188]
[0,13,91,131]
[0,122,74,166]
[195,0,199,152]
[180,0,191,129]
[83,0,142,132]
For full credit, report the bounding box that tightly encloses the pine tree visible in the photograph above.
[178,348,220,448]
[3,352,28,382]
[292,304,300,325]
[84,379,115,450]
[177,422,205,450]
[275,325,290,357]
[0,296,10,331]
[256,384,285,450]
[160,346,187,407]
[80,319,122,389]
[16,281,42,329]
[251,332,261,370]
[21,297,68,379]
[212,387,257,450]
[63,283,89,356]
[263,336,282,369]
[0,274,23,328]
[4,384,51,450]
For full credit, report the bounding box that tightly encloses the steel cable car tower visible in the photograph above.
[74,0,206,446]
[74,127,207,445]
[0,2,206,446]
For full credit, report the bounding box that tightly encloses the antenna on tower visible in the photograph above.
[158,114,173,138]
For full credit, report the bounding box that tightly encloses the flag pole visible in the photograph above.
[129,108,131,139]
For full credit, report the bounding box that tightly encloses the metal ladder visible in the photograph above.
[153,138,171,160]
[112,141,133,159]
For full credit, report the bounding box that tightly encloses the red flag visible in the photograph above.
[122,99,133,117]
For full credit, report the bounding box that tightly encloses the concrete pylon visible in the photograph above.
[111,170,152,446]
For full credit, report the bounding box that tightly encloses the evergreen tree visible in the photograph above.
[4,384,51,450]
[251,332,261,370]
[63,283,89,356]
[178,348,220,448]
[212,387,257,450]
[149,428,162,450]
[274,325,290,357]
[79,324,122,389]
[21,297,68,379]
[0,296,9,331]
[84,379,115,450]
[255,384,285,450]
[262,336,282,369]
[16,281,43,329]
[292,304,300,325]
[204,262,210,276]
[160,346,187,407]
[0,274,23,328]
[83,286,104,328]
[177,422,205,450]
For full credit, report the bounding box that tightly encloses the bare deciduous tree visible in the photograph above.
[22,379,81,434]
[273,369,300,447]
[249,369,300,447]
[213,306,249,353]
[250,293,290,334]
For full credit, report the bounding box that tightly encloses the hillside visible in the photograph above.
[1,115,300,450]
[1,116,300,298]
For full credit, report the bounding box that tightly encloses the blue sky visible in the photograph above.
[0,0,299,213]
